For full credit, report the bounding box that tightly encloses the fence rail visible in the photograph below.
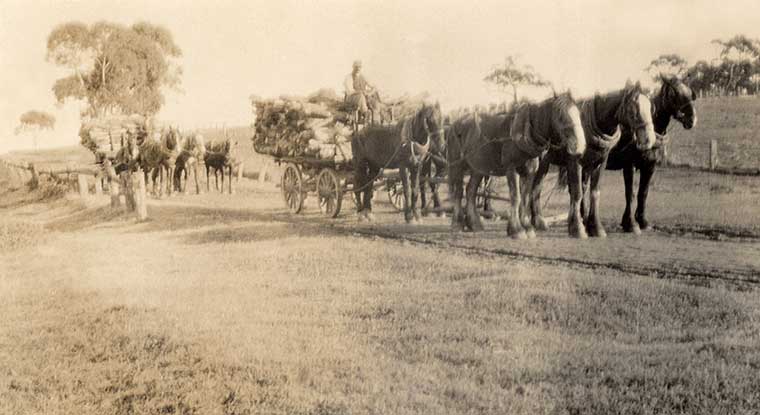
[0,158,148,220]
[664,139,760,176]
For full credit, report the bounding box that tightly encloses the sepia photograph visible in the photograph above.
[2,0,760,413]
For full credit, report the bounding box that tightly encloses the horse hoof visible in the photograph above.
[511,230,528,240]
[451,222,464,232]
[570,227,588,239]
[526,229,536,239]
[365,212,376,222]
[591,228,607,238]
[357,213,367,222]
[533,217,549,232]
[632,224,642,235]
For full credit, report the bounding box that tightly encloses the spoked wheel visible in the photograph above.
[317,168,343,218]
[281,163,304,214]
[475,176,494,210]
[386,179,405,212]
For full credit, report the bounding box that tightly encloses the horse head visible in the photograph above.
[417,102,445,154]
[551,92,586,156]
[163,127,181,151]
[660,74,697,130]
[617,81,657,151]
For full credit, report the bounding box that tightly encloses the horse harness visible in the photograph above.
[580,97,623,153]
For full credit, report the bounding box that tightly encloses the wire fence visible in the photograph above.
[665,140,760,175]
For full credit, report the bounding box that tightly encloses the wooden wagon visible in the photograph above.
[272,156,409,218]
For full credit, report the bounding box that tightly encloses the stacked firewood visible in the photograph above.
[79,114,148,159]
[251,91,354,163]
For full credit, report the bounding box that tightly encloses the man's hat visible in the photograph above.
[353,60,362,68]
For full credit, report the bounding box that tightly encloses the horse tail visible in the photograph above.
[556,165,568,189]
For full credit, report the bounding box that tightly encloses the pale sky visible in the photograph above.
[2,0,760,153]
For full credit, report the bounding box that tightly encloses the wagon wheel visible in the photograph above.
[317,168,343,218]
[475,176,493,210]
[386,179,405,212]
[281,163,304,214]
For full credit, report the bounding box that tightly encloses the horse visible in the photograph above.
[173,133,207,194]
[352,102,445,223]
[419,150,448,217]
[530,81,657,238]
[605,75,697,234]
[204,136,240,194]
[135,127,181,198]
[448,92,586,238]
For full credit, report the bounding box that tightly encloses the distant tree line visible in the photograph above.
[648,35,760,97]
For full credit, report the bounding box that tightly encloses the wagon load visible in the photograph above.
[251,91,354,163]
[79,114,148,159]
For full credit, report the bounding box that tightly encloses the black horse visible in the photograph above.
[531,81,657,238]
[352,103,445,223]
[606,75,697,234]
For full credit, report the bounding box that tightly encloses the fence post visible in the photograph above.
[77,174,89,199]
[94,173,103,195]
[709,139,718,170]
[28,163,39,189]
[258,159,270,183]
[133,169,148,220]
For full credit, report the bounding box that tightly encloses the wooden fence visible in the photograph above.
[0,158,148,220]
[663,139,760,176]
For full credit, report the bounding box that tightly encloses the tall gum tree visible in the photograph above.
[47,21,182,118]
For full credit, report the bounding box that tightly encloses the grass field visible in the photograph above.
[2,98,760,414]
[668,96,760,169]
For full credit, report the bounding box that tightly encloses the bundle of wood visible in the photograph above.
[79,114,148,159]
[251,92,354,162]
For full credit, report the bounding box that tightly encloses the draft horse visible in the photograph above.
[174,133,207,194]
[136,127,181,198]
[447,93,587,238]
[605,75,697,233]
[352,103,445,223]
[531,81,657,238]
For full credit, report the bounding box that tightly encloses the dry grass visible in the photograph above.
[2,195,760,414]
[668,96,760,169]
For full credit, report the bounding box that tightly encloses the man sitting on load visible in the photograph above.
[344,60,376,124]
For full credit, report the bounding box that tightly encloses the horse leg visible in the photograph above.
[621,165,640,234]
[585,163,607,238]
[506,168,527,239]
[635,162,655,230]
[519,159,538,239]
[206,165,211,192]
[530,155,552,231]
[361,165,378,221]
[465,173,484,232]
[419,160,430,217]
[354,160,365,219]
[400,166,413,224]
[432,159,445,217]
[410,165,422,224]
[449,165,465,231]
[566,158,588,239]
[228,165,234,194]
[193,162,201,194]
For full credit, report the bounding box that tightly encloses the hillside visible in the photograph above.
[668,96,760,169]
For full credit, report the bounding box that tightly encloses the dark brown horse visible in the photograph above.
[606,75,697,234]
[448,93,586,238]
[173,133,207,194]
[136,127,181,198]
[531,82,657,238]
[352,103,445,223]
[204,136,239,194]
